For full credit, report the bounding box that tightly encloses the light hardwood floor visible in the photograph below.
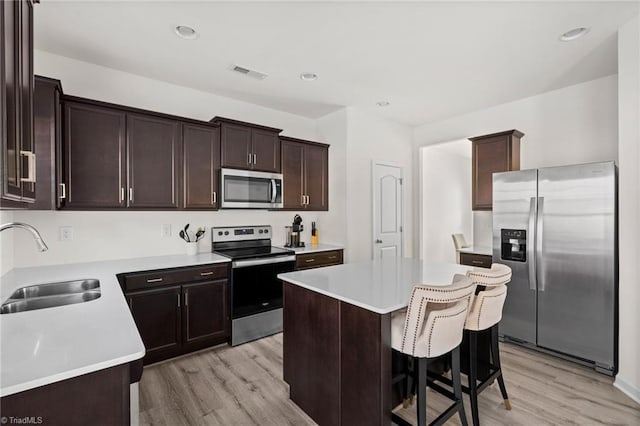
[139,334,640,425]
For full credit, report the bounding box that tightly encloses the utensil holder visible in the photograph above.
[186,242,198,256]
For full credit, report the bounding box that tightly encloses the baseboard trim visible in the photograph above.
[614,376,640,405]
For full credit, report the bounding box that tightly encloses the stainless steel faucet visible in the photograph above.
[0,222,48,252]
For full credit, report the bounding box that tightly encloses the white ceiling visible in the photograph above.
[34,1,638,126]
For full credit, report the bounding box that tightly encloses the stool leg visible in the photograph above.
[469,331,480,426]
[403,356,414,408]
[491,325,511,410]
[416,357,427,426]
[452,346,468,426]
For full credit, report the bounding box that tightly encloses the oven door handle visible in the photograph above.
[232,255,296,268]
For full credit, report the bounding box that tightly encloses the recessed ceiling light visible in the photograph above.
[300,72,318,81]
[376,101,390,107]
[559,27,590,42]
[174,25,198,40]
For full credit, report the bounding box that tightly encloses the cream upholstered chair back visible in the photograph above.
[392,274,475,359]
[465,263,512,331]
[451,233,470,250]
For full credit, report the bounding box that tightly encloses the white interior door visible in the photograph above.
[373,162,403,260]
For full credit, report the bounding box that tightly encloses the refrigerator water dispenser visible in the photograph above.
[501,229,526,262]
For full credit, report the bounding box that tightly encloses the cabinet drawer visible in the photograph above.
[460,253,492,269]
[122,263,228,292]
[296,250,343,270]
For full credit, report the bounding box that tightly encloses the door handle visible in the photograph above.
[270,179,277,203]
[536,197,545,291]
[375,239,383,244]
[59,183,66,200]
[301,195,305,206]
[120,187,125,202]
[20,151,36,183]
[253,153,257,164]
[248,153,252,165]
[212,191,217,205]
[528,197,537,291]
[129,188,134,203]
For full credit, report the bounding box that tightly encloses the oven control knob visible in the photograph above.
[218,231,223,236]
[258,229,263,234]
[224,231,229,236]
[264,229,268,234]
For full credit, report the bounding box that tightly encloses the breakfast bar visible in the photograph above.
[278,257,472,426]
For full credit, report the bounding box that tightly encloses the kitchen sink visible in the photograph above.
[7,279,100,299]
[1,279,101,314]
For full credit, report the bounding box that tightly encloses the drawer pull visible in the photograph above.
[200,271,214,276]
[328,256,337,260]
[305,259,316,263]
[146,278,163,283]
[471,260,485,265]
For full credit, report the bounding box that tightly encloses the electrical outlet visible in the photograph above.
[161,224,172,238]
[59,226,73,241]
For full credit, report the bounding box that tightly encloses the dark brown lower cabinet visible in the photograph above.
[127,285,182,364]
[1,363,133,426]
[183,280,228,350]
[122,265,230,365]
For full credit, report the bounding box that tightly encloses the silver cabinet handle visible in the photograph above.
[129,188,134,203]
[253,153,257,164]
[305,258,315,263]
[146,278,163,283]
[248,153,252,164]
[328,256,337,260]
[177,293,181,308]
[528,197,537,291]
[59,183,66,200]
[212,191,217,205]
[185,292,189,307]
[20,151,36,183]
[536,197,545,291]
[301,195,305,206]
[200,271,214,276]
[306,195,310,205]
[471,260,484,264]
[120,188,125,202]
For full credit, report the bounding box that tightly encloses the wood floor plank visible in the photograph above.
[139,335,639,426]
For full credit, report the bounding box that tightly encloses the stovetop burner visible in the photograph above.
[214,245,293,261]
[211,225,294,260]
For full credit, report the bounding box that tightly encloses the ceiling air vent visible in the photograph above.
[230,64,268,80]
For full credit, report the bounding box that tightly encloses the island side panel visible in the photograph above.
[283,282,340,426]
[339,302,392,426]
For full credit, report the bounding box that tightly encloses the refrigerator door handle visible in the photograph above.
[528,197,537,290]
[536,197,545,291]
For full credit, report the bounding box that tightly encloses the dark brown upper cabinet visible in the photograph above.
[470,129,523,211]
[183,123,220,209]
[281,136,329,211]
[63,101,126,209]
[1,0,35,207]
[212,117,282,173]
[126,113,180,209]
[30,76,63,210]
[62,97,186,210]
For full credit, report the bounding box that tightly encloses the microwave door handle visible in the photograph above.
[270,179,277,203]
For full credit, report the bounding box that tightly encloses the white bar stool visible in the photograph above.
[391,274,476,426]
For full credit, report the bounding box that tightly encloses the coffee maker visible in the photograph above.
[285,214,305,248]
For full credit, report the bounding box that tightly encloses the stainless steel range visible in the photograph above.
[212,225,295,346]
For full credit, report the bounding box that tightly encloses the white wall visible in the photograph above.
[8,52,346,268]
[615,15,640,404]
[420,143,471,263]
[345,107,414,263]
[0,211,15,275]
[414,75,619,249]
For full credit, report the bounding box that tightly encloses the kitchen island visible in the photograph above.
[278,257,471,426]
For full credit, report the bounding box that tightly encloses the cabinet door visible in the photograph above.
[472,137,507,210]
[1,0,22,200]
[251,128,280,172]
[127,113,180,208]
[182,279,229,350]
[183,123,219,209]
[220,122,252,170]
[304,144,328,211]
[281,140,304,209]
[18,0,34,200]
[63,102,126,208]
[127,286,182,364]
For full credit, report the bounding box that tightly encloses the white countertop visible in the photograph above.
[274,243,344,255]
[458,245,493,256]
[278,257,472,314]
[0,253,230,397]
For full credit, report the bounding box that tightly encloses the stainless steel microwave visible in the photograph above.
[220,168,283,209]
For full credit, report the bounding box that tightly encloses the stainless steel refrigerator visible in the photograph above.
[493,161,617,375]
